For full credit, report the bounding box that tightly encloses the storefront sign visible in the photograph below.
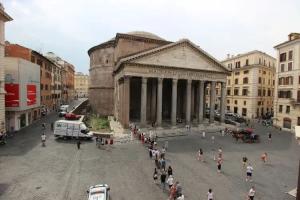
[5,84,19,107]
[27,84,36,106]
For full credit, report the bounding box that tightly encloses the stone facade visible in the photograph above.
[0,4,12,133]
[274,33,300,132]
[88,32,229,128]
[74,72,89,97]
[222,51,276,118]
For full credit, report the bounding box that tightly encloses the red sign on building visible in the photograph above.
[27,85,36,106]
[5,84,20,107]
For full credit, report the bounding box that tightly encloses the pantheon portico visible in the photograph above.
[88,32,229,128]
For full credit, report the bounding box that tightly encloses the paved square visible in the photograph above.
[0,117,299,200]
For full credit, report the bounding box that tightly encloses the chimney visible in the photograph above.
[288,33,300,41]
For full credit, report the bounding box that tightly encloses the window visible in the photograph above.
[244,70,249,74]
[245,59,249,66]
[259,58,261,64]
[288,62,293,71]
[235,79,238,84]
[235,72,240,75]
[227,106,230,111]
[242,108,247,116]
[243,77,248,84]
[227,100,230,104]
[281,64,285,72]
[297,90,300,102]
[234,88,239,95]
[244,101,246,105]
[273,80,275,86]
[263,71,266,75]
[235,61,241,68]
[227,89,231,95]
[258,101,261,106]
[267,89,271,96]
[242,89,248,96]
[45,84,48,90]
[283,118,291,129]
[258,77,262,84]
[280,53,287,62]
[298,117,300,126]
[234,100,238,105]
[258,89,261,96]
[31,56,35,63]
[41,84,43,90]
[278,105,283,113]
[263,89,266,96]
[278,91,292,98]
[288,50,293,60]
[227,80,231,85]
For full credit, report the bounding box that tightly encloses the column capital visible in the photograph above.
[172,78,178,83]
[142,77,148,84]
[158,77,163,84]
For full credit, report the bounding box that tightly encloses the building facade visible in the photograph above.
[4,58,40,131]
[0,4,12,133]
[51,63,62,110]
[74,72,89,98]
[222,51,276,118]
[45,52,75,104]
[274,33,300,131]
[88,31,229,128]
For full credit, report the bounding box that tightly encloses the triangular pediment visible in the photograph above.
[122,40,228,73]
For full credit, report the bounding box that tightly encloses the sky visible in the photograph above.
[2,0,300,73]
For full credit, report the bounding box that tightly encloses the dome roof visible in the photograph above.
[125,31,165,41]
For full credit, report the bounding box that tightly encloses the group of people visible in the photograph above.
[145,136,184,200]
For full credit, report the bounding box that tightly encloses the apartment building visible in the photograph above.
[45,52,75,104]
[274,33,300,131]
[5,44,59,113]
[0,4,12,133]
[222,51,276,118]
[74,72,89,98]
[51,63,62,110]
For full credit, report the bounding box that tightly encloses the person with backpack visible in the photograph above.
[160,170,167,191]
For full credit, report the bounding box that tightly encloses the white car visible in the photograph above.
[87,184,110,200]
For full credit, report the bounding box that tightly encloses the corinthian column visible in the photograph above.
[140,77,147,126]
[220,82,226,123]
[186,79,192,124]
[198,80,204,123]
[156,78,163,126]
[209,81,216,123]
[171,79,178,126]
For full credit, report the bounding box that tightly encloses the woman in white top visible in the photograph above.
[207,188,214,200]
[166,175,174,189]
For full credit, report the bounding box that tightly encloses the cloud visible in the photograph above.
[2,0,300,73]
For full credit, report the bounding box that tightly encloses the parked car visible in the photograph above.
[64,113,80,120]
[225,118,238,126]
[87,184,110,200]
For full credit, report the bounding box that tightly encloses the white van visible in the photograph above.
[54,120,93,139]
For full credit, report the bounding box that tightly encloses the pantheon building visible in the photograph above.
[88,31,229,128]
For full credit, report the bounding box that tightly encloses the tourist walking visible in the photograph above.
[261,152,268,163]
[217,157,222,173]
[197,148,204,162]
[268,132,272,142]
[202,131,206,138]
[164,140,169,151]
[176,181,182,198]
[242,156,248,168]
[153,168,158,184]
[161,158,166,171]
[160,170,167,191]
[41,133,46,147]
[167,175,174,189]
[176,193,184,200]
[167,165,173,176]
[218,147,223,158]
[211,135,215,144]
[77,140,81,149]
[148,146,153,159]
[161,146,166,158]
[246,163,253,182]
[248,186,255,200]
[207,188,214,200]
[169,182,177,200]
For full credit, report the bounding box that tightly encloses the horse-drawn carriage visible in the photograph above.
[231,128,260,143]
